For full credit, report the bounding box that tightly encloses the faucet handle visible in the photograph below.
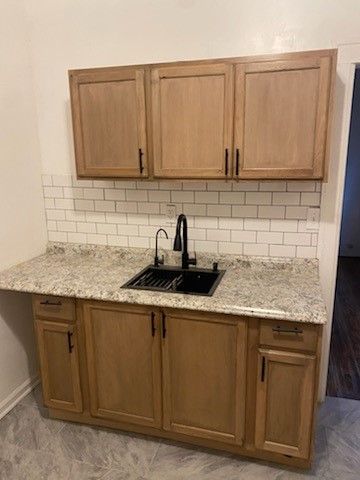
[188,252,197,266]
[154,254,165,267]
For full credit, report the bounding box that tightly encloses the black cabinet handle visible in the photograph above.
[40,300,62,306]
[67,331,74,353]
[235,148,240,176]
[151,312,156,337]
[139,148,144,174]
[225,148,229,176]
[261,356,266,382]
[272,326,303,335]
[162,313,166,339]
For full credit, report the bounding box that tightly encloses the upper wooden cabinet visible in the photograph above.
[69,49,335,180]
[69,67,148,178]
[234,56,332,179]
[151,64,234,178]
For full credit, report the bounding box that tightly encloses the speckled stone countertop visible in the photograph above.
[0,242,327,324]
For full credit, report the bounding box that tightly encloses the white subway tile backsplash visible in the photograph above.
[74,199,94,211]
[257,231,283,244]
[55,198,74,210]
[47,209,66,221]
[232,205,257,218]
[207,205,231,217]
[43,186,63,198]
[219,192,245,204]
[284,232,312,246]
[300,192,321,206]
[148,191,171,203]
[195,192,219,204]
[57,221,76,232]
[287,181,315,192]
[244,219,270,231]
[259,181,286,192]
[218,242,243,255]
[83,188,104,200]
[126,190,148,202]
[52,175,72,187]
[269,245,296,257]
[244,243,269,256]
[48,231,67,242]
[97,223,117,235]
[207,229,230,242]
[273,192,300,205]
[43,175,321,259]
[245,192,272,205]
[258,206,285,219]
[86,233,107,245]
[86,212,106,223]
[171,191,194,203]
[77,222,96,234]
[105,189,125,201]
[108,235,128,247]
[296,246,317,258]
[231,230,256,243]
[94,200,115,212]
[285,206,308,220]
[68,232,87,244]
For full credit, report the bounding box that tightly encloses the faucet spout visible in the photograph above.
[173,214,196,269]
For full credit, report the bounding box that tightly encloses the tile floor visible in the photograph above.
[0,386,359,479]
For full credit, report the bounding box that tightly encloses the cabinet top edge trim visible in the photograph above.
[68,49,337,77]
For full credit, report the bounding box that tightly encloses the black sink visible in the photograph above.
[122,265,225,296]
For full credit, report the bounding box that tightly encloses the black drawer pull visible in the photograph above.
[67,331,74,353]
[162,313,166,339]
[139,148,144,174]
[40,300,62,306]
[272,326,303,334]
[151,312,156,337]
[235,148,240,176]
[261,356,266,382]
[225,148,229,176]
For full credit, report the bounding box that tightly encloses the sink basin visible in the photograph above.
[122,265,225,296]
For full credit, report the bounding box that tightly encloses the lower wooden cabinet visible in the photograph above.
[82,302,162,428]
[161,310,246,445]
[33,295,322,469]
[254,349,316,459]
[35,320,82,412]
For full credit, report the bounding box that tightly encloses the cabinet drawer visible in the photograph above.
[32,295,75,322]
[259,320,318,352]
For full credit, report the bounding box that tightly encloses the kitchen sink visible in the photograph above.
[122,265,225,296]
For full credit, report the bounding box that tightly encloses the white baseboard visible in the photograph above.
[0,375,40,420]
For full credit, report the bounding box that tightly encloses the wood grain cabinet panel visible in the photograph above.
[161,311,246,444]
[82,302,162,428]
[69,68,148,178]
[35,320,83,412]
[234,56,332,179]
[254,349,316,458]
[151,64,234,178]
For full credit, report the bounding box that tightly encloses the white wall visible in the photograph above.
[24,0,360,176]
[0,0,47,416]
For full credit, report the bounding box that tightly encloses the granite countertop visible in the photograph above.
[0,242,327,324]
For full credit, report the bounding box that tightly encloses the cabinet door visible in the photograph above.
[234,56,332,179]
[255,349,316,459]
[35,320,83,412]
[162,311,246,444]
[69,68,148,178]
[83,302,162,428]
[151,64,234,178]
